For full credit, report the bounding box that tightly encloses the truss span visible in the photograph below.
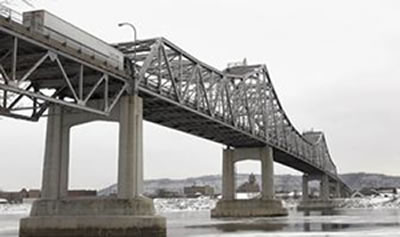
[0,14,349,192]
[116,38,342,183]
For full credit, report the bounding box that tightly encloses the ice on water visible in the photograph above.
[2,195,400,237]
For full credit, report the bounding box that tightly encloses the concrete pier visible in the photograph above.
[302,174,309,201]
[335,181,341,198]
[298,173,339,211]
[211,146,287,218]
[20,95,166,237]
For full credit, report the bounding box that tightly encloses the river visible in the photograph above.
[1,205,400,236]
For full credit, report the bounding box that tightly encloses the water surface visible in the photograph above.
[2,207,400,236]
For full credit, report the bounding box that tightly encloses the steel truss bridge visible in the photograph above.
[0,12,351,193]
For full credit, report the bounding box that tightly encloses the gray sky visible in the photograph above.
[1,0,399,190]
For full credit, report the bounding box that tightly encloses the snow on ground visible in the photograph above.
[1,195,400,215]
[0,203,31,215]
[340,194,400,209]
[154,196,217,213]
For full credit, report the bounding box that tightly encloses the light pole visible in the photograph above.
[118,22,137,91]
[118,22,137,43]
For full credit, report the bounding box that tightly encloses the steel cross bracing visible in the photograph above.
[0,14,348,191]
[0,15,130,121]
[116,38,340,179]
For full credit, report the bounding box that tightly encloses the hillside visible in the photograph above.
[340,173,400,190]
[99,172,400,196]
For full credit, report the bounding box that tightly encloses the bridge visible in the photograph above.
[0,6,351,237]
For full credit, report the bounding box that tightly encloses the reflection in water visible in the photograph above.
[187,219,285,232]
[180,209,400,236]
[301,210,351,232]
[3,207,400,237]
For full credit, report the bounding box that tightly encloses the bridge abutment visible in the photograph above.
[211,146,287,218]
[20,95,166,237]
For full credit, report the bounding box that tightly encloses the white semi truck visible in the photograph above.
[22,10,124,70]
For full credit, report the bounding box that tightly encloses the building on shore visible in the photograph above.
[0,189,97,204]
[153,188,182,198]
[0,189,29,203]
[237,173,260,193]
[352,187,398,198]
[184,185,214,197]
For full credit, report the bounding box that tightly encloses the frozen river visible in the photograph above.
[164,208,400,237]
[2,200,400,236]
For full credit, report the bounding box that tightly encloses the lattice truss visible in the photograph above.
[0,17,129,121]
[116,38,338,175]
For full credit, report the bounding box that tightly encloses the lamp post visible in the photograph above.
[118,22,137,43]
[118,22,137,91]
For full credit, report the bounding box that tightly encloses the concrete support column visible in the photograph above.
[222,149,235,200]
[41,105,70,200]
[302,174,309,201]
[335,182,341,198]
[320,174,329,201]
[261,146,274,200]
[117,95,144,199]
[212,145,287,217]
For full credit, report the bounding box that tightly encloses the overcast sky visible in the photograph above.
[1,0,399,191]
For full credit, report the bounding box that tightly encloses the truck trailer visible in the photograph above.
[22,10,124,71]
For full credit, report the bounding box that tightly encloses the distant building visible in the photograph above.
[28,189,41,198]
[358,187,380,196]
[351,187,398,198]
[375,187,397,195]
[184,185,214,197]
[0,188,97,203]
[237,173,260,193]
[154,188,182,198]
[353,187,398,197]
[0,188,28,203]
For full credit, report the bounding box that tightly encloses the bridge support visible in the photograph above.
[20,95,166,237]
[302,174,309,201]
[211,146,287,218]
[334,181,341,198]
[118,96,144,199]
[320,174,329,201]
[298,173,338,211]
[40,105,70,200]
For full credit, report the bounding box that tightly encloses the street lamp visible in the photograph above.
[118,22,138,90]
[118,22,137,43]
